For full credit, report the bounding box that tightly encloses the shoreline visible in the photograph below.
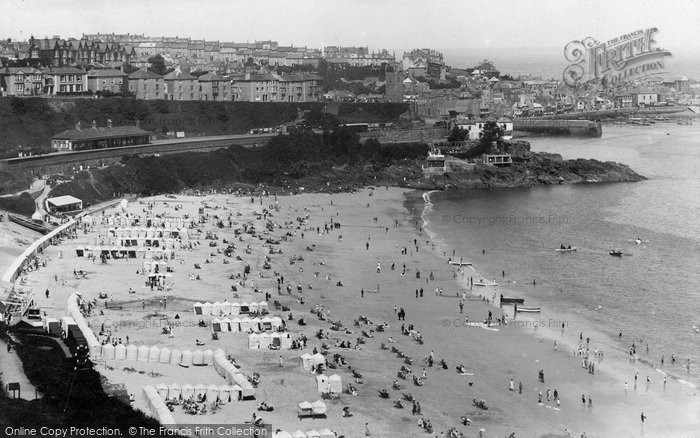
[4,188,699,437]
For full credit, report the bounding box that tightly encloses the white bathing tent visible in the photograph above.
[270,316,283,330]
[193,349,205,365]
[126,344,138,361]
[206,384,219,402]
[201,302,212,315]
[181,383,194,400]
[328,374,342,394]
[231,302,241,315]
[221,301,232,315]
[137,345,149,362]
[218,385,231,403]
[311,353,326,367]
[261,316,273,331]
[193,302,203,315]
[292,432,307,438]
[156,383,169,399]
[300,353,313,371]
[115,344,126,360]
[316,374,330,393]
[168,383,181,400]
[259,332,271,349]
[194,383,207,400]
[204,349,214,365]
[180,350,193,366]
[311,400,327,416]
[319,429,335,438]
[148,345,160,362]
[101,343,115,360]
[170,349,182,365]
[230,317,241,332]
[159,347,171,363]
[230,384,242,401]
[258,301,269,312]
[212,302,223,316]
[306,431,321,438]
[248,332,260,349]
[212,319,222,332]
[221,318,232,332]
[275,432,293,438]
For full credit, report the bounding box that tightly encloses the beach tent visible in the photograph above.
[241,317,253,332]
[271,316,283,330]
[230,384,242,401]
[259,301,269,312]
[170,349,182,365]
[193,349,205,365]
[218,385,231,403]
[319,430,335,438]
[75,247,84,257]
[204,349,214,365]
[221,302,232,315]
[206,384,219,402]
[101,343,115,360]
[270,332,281,348]
[239,380,254,399]
[159,347,171,364]
[239,302,250,314]
[231,302,241,315]
[311,353,326,367]
[115,344,126,360]
[292,431,307,438]
[248,333,260,349]
[148,346,160,362]
[329,375,342,394]
[194,383,207,401]
[251,317,263,332]
[311,400,327,416]
[168,383,181,400]
[297,401,313,418]
[181,384,194,400]
[126,344,138,361]
[259,332,271,349]
[181,350,193,366]
[212,302,223,316]
[300,353,313,371]
[281,333,292,349]
[156,383,169,399]
[230,317,241,332]
[138,345,150,362]
[275,432,293,438]
[306,431,321,438]
[249,302,259,313]
[201,302,212,316]
[220,318,231,332]
[316,374,330,393]
[261,316,273,331]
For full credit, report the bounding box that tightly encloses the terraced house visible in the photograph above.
[43,66,87,95]
[127,69,164,100]
[163,68,197,100]
[87,69,128,94]
[231,72,321,102]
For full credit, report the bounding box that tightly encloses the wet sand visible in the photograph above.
[10,189,700,437]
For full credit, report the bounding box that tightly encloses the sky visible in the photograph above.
[2,0,699,54]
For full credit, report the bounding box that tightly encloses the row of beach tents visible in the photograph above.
[106,226,190,239]
[194,301,269,316]
[247,332,292,349]
[299,353,327,371]
[212,349,255,398]
[101,344,215,366]
[153,382,244,403]
[315,374,342,394]
[143,385,176,426]
[213,316,283,333]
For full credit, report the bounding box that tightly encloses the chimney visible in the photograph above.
[107,119,113,128]
[135,119,140,128]
[75,121,81,131]
[91,120,97,129]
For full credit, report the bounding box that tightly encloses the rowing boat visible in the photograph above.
[515,306,541,313]
[555,247,576,252]
[448,260,472,266]
[500,296,525,304]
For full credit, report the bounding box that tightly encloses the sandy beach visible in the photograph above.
[7,188,700,437]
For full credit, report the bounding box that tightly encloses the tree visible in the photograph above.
[147,54,167,76]
[465,121,504,158]
[447,126,467,142]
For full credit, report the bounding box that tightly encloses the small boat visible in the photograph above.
[515,306,541,313]
[500,296,525,304]
[448,260,472,266]
[609,250,622,257]
[474,280,498,287]
[8,214,54,234]
[555,247,576,252]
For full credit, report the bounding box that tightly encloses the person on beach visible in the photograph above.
[509,379,514,391]
[459,301,464,313]
[640,412,646,423]
[538,390,542,403]
[518,381,522,394]
[279,356,283,367]
[365,422,371,436]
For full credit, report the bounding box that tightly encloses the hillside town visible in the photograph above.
[0,33,698,121]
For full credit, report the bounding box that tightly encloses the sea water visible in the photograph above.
[420,123,700,387]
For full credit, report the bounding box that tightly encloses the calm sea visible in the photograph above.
[421,122,700,386]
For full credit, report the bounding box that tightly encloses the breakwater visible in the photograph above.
[514,119,602,137]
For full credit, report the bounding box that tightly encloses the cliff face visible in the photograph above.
[403,140,645,190]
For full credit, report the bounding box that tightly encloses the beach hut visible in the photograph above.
[230,302,241,315]
[261,316,273,331]
[221,301,232,315]
[170,349,182,365]
[300,353,313,371]
[115,344,126,360]
[148,345,160,363]
[212,319,222,332]
[206,384,219,403]
[181,384,194,400]
[311,353,326,368]
[239,302,250,314]
[316,375,330,393]
[281,333,293,349]
[159,347,171,364]
[259,301,268,313]
[291,431,307,438]
[204,349,214,365]
[297,401,313,419]
[156,383,169,399]
[230,384,242,401]
[180,350,193,366]
[193,383,207,401]
[306,431,321,438]
[193,302,203,315]
[101,343,115,360]
[221,318,232,332]
[240,317,253,332]
[212,302,223,316]
[230,317,241,332]
[126,344,138,361]
[239,380,255,399]
[252,317,263,332]
[248,333,260,349]
[271,316,283,330]
[137,345,150,362]
[329,375,342,394]
[259,332,271,349]
[201,302,212,316]
[270,332,281,348]
[168,383,181,400]
[249,302,259,313]
[319,430,335,438]
[311,400,327,417]
[218,385,231,403]
[193,349,205,365]
[75,247,84,257]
